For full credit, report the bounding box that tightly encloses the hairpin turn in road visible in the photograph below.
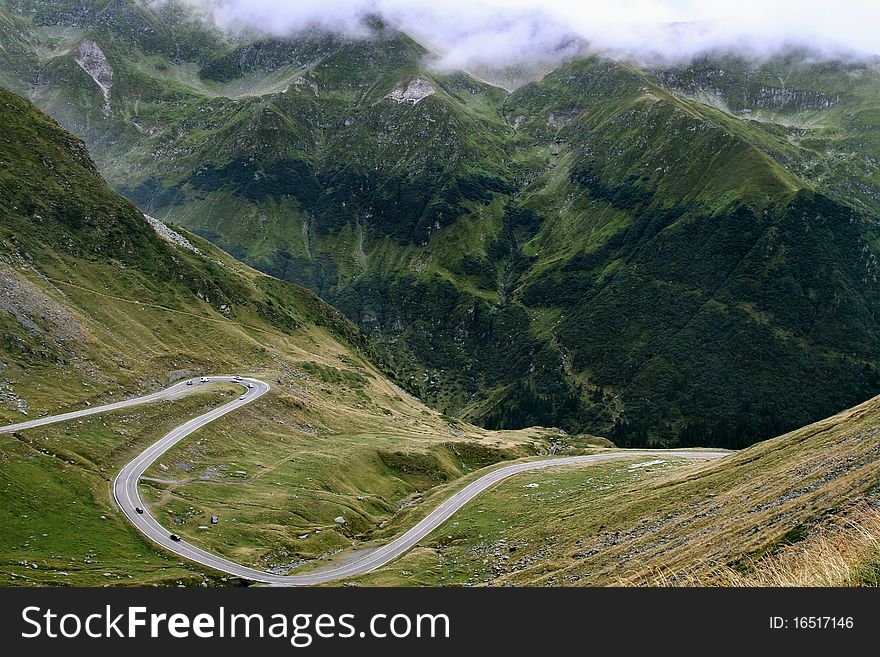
[1,377,729,585]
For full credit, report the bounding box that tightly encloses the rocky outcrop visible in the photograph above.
[144,215,200,254]
[75,40,113,116]
[385,78,435,105]
[0,262,86,345]
[655,69,840,113]
[293,76,319,95]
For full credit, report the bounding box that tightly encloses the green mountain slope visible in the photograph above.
[3,0,880,448]
[501,56,880,445]
[0,87,554,585]
[352,384,880,587]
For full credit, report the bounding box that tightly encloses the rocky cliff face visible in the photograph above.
[75,40,113,115]
[655,69,840,112]
[385,78,436,104]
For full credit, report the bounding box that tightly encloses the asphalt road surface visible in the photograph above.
[0,378,209,434]
[1,377,729,585]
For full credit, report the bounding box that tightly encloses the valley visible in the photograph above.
[355,393,880,586]
[4,379,725,584]
[3,1,879,448]
[0,86,557,584]
[1,1,880,589]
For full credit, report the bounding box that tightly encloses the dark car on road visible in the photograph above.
[170,534,181,542]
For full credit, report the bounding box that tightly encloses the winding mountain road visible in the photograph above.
[1,377,729,584]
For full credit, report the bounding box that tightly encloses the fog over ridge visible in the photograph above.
[160,0,880,69]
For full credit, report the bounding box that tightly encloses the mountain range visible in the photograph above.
[3,0,880,588]
[0,82,568,584]
[3,0,880,451]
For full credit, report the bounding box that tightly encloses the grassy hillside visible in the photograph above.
[652,52,880,216]
[0,87,554,585]
[3,1,880,449]
[349,391,880,586]
[2,82,878,589]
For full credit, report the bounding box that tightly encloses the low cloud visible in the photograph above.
[168,0,880,68]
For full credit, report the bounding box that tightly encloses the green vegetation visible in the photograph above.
[3,2,880,589]
[0,388,244,586]
[0,87,549,585]
[3,2,880,448]
[351,392,880,586]
[138,391,541,572]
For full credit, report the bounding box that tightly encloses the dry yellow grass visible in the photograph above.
[355,393,880,586]
[634,503,880,587]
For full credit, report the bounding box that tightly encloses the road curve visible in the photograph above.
[1,378,729,585]
[0,378,209,434]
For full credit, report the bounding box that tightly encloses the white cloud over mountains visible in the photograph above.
[171,0,880,67]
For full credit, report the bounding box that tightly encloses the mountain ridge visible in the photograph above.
[3,0,879,448]
[0,86,566,584]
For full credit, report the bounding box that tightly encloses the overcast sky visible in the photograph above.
[174,0,880,67]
